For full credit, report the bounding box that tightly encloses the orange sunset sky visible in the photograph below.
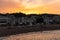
[0,0,60,14]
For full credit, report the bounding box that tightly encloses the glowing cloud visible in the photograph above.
[20,0,58,9]
[0,0,60,14]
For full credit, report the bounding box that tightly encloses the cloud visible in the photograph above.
[0,0,60,14]
[0,0,22,13]
[0,0,59,8]
[20,0,58,9]
[0,0,20,8]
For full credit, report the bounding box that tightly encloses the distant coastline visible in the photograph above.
[0,12,60,15]
[0,12,60,37]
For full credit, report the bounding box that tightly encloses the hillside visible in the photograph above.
[0,13,60,37]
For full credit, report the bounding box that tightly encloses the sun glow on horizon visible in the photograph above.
[0,0,60,14]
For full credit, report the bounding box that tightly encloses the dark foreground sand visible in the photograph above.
[0,30,60,40]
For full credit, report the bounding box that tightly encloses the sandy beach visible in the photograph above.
[0,30,60,40]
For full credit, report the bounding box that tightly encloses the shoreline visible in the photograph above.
[0,30,60,40]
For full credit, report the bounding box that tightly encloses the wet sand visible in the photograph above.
[0,30,60,40]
